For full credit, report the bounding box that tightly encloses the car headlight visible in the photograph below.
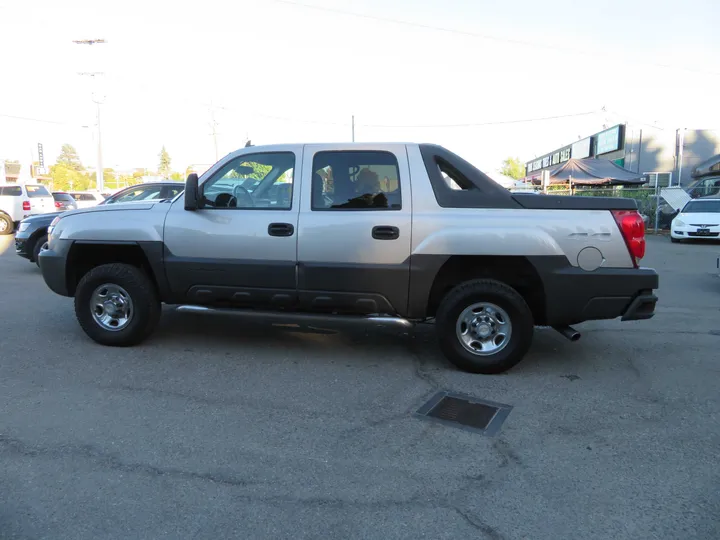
[47,215,62,236]
[17,221,30,233]
[674,219,685,227]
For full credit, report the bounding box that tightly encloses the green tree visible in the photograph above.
[57,144,84,171]
[500,157,526,180]
[158,146,171,178]
[49,164,88,191]
[169,171,184,181]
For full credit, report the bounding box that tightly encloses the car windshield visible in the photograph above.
[682,200,720,213]
[26,185,51,198]
[53,193,75,201]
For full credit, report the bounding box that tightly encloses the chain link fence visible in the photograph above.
[530,185,675,233]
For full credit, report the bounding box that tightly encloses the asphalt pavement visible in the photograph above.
[0,234,718,540]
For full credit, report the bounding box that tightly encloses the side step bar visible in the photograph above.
[175,305,414,329]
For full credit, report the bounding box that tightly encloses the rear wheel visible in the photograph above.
[0,214,12,235]
[33,234,48,266]
[435,279,534,374]
[74,263,161,346]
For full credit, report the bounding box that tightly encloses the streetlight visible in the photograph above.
[74,38,107,192]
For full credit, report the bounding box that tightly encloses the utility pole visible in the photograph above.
[209,107,219,162]
[351,115,355,142]
[74,38,107,192]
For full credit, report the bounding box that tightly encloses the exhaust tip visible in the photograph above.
[553,325,582,342]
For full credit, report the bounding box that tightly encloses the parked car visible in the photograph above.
[38,143,658,374]
[15,182,185,266]
[102,182,183,204]
[0,183,55,234]
[685,175,720,199]
[52,192,78,212]
[670,196,720,242]
[67,191,107,209]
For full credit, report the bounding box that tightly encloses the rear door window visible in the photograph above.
[26,185,52,198]
[311,151,401,210]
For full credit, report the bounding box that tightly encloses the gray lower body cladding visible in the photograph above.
[40,241,659,326]
[528,256,658,325]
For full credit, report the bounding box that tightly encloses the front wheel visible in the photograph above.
[33,234,48,266]
[74,263,161,346]
[435,279,534,374]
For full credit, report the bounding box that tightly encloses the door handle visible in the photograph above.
[268,222,294,237]
[372,226,400,240]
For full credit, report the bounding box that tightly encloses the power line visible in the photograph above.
[271,0,720,77]
[0,113,73,126]
[358,110,599,129]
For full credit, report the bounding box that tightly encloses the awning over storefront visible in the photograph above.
[547,158,645,186]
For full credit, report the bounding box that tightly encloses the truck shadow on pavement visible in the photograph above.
[152,308,581,375]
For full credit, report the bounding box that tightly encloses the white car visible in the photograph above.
[670,197,720,242]
[0,183,55,235]
[67,191,107,209]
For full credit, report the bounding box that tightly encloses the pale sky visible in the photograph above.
[1,0,719,174]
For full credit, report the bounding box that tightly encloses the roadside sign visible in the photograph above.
[38,143,45,168]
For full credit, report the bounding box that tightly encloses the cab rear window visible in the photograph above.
[26,185,51,198]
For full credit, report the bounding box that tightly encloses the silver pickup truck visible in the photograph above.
[39,143,658,374]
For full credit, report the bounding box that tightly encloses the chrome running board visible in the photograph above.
[175,305,414,329]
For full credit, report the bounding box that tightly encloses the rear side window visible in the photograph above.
[26,185,51,198]
[311,151,401,210]
[0,186,22,196]
[437,160,472,191]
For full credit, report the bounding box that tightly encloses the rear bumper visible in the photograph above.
[537,262,659,325]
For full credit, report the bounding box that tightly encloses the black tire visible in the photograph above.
[0,214,12,235]
[435,279,534,374]
[74,263,161,346]
[32,234,48,266]
[670,236,681,243]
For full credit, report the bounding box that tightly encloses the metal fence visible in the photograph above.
[532,185,673,233]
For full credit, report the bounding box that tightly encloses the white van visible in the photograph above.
[0,183,55,234]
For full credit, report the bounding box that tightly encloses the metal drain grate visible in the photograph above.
[415,391,512,436]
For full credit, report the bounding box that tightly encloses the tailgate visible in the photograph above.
[30,196,54,215]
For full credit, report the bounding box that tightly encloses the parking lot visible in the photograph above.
[0,234,718,539]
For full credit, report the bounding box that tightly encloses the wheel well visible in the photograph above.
[427,255,547,324]
[28,228,48,260]
[66,243,158,296]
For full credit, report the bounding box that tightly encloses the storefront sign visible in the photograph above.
[552,152,560,165]
[596,125,622,155]
[560,147,571,161]
[571,137,591,159]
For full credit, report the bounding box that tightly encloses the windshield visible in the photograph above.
[26,185,51,198]
[682,200,720,213]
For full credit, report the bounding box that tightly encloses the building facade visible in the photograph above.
[525,124,720,188]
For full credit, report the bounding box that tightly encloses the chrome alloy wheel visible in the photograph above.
[455,302,512,356]
[90,283,134,331]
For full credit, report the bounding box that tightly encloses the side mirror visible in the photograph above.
[184,173,201,210]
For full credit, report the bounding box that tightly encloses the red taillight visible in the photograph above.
[22,200,31,211]
[611,209,646,267]
[54,201,63,208]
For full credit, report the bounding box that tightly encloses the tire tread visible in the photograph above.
[74,263,160,346]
